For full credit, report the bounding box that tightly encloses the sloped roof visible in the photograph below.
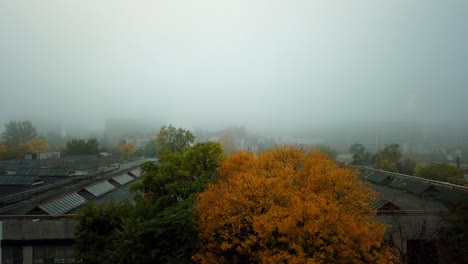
[15,168,75,176]
[388,179,438,195]
[64,155,99,161]
[0,163,34,171]
[0,176,43,186]
[66,162,99,170]
[372,199,400,211]
[82,181,116,197]
[434,188,468,203]
[38,193,86,214]
[111,174,134,186]
[363,172,393,184]
[358,169,373,178]
[127,168,142,178]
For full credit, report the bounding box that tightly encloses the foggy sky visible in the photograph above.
[1,0,467,134]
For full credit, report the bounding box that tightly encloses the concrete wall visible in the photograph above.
[1,219,78,264]
[2,219,77,240]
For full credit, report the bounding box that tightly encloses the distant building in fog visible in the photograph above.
[318,121,425,154]
[103,118,159,148]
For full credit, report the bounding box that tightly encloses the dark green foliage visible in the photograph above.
[75,199,196,264]
[374,144,402,172]
[75,201,136,264]
[398,158,416,175]
[2,120,38,145]
[75,139,225,263]
[65,138,100,155]
[438,202,468,263]
[414,163,464,182]
[140,139,157,158]
[156,125,195,156]
[349,143,371,165]
[142,199,197,263]
[184,141,225,179]
[370,144,418,175]
[132,142,224,203]
[140,160,158,175]
[378,144,402,163]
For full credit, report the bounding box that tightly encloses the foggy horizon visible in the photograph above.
[1,1,467,135]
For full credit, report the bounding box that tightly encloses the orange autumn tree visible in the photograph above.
[194,146,396,264]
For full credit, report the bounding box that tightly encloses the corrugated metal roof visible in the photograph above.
[83,181,116,197]
[0,176,43,186]
[371,199,400,211]
[15,168,74,176]
[64,155,99,161]
[67,162,99,170]
[359,169,373,178]
[127,168,142,178]
[371,199,386,210]
[134,168,142,176]
[38,193,86,214]
[111,174,134,186]
[363,172,393,184]
[388,179,437,195]
[434,188,468,203]
[0,163,34,170]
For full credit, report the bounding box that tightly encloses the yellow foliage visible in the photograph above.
[119,143,135,155]
[19,138,50,153]
[194,146,396,263]
[0,138,50,160]
[0,144,7,153]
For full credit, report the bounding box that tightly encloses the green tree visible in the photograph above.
[375,158,399,172]
[156,125,195,156]
[184,141,225,179]
[141,140,157,158]
[374,144,402,172]
[76,139,225,263]
[414,163,464,183]
[87,138,100,152]
[76,199,197,264]
[133,142,224,203]
[377,144,402,163]
[398,158,416,175]
[438,202,468,263]
[349,143,371,165]
[75,201,135,264]
[65,138,100,155]
[2,120,38,145]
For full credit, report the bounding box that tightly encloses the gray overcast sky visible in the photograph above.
[0,0,467,133]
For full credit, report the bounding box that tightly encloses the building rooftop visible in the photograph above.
[0,176,43,186]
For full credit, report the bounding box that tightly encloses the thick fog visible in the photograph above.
[0,0,467,134]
